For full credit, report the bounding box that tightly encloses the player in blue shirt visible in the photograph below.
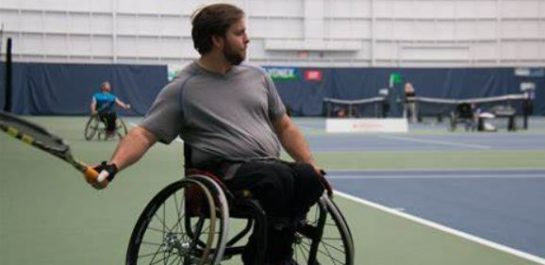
[90,81,130,137]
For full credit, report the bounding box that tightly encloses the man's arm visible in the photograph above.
[108,126,157,171]
[115,98,130,110]
[91,126,157,189]
[272,114,333,196]
[272,114,316,167]
[90,98,97,114]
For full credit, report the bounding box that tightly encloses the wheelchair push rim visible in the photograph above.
[126,179,227,265]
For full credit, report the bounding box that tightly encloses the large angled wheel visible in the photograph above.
[84,115,100,140]
[293,195,354,265]
[126,178,228,265]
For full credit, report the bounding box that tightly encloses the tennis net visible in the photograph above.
[413,93,529,121]
[323,97,388,118]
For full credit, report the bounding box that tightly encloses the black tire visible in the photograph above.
[84,115,100,140]
[126,179,228,265]
[293,195,354,265]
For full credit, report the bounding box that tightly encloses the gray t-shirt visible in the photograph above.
[141,61,286,164]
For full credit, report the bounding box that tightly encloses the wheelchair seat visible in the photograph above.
[84,113,128,140]
[125,145,354,265]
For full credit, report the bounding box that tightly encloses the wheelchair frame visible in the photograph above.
[84,113,128,140]
[125,172,354,265]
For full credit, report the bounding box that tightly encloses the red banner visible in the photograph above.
[304,70,323,81]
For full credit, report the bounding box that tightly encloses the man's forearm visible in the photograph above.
[116,99,129,109]
[275,116,333,195]
[274,115,316,165]
[279,126,315,164]
[109,126,157,171]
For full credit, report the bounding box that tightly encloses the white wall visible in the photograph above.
[0,0,544,67]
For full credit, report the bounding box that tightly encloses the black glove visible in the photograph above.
[93,161,118,183]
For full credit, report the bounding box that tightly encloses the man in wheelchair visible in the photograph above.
[90,81,130,138]
[92,4,333,265]
[450,102,477,131]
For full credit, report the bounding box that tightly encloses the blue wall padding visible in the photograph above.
[271,67,544,116]
[1,63,542,116]
[1,62,167,115]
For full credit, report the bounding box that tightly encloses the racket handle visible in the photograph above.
[83,166,109,189]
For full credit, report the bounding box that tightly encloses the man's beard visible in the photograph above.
[223,41,245,65]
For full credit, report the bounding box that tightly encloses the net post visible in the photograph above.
[522,97,530,130]
[4,38,12,112]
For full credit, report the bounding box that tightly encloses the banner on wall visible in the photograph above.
[326,118,408,133]
[514,68,545,77]
[304,70,323,82]
[264,67,299,81]
[388,72,402,88]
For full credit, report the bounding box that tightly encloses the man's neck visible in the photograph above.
[197,53,232,75]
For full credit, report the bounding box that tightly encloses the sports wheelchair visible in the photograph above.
[125,158,354,264]
[84,113,128,140]
[449,103,476,131]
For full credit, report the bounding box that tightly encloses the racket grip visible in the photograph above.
[83,166,109,189]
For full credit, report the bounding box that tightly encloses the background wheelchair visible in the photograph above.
[125,169,354,264]
[84,113,128,140]
[449,103,476,131]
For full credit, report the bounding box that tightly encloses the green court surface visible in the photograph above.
[1,116,544,265]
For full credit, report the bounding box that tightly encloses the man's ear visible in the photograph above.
[211,35,224,49]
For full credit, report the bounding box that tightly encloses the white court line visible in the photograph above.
[378,135,491,149]
[328,168,545,173]
[336,191,545,265]
[328,174,545,180]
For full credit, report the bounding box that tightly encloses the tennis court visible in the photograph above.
[1,116,544,265]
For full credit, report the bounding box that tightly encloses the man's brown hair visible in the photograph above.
[191,3,245,55]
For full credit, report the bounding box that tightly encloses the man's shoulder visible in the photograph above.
[159,64,201,97]
[236,63,268,77]
[170,62,201,84]
[94,92,116,100]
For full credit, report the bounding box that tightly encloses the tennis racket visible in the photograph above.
[0,111,106,188]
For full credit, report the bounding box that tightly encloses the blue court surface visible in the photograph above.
[296,117,545,264]
[329,169,545,258]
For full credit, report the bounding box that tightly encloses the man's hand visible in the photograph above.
[88,161,118,190]
[313,167,333,197]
